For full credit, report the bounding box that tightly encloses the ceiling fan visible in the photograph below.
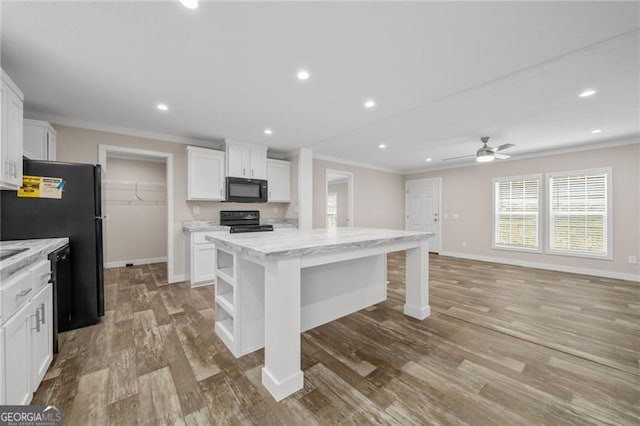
[443,137,515,163]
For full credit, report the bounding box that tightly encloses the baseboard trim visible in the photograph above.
[104,257,167,269]
[439,251,640,282]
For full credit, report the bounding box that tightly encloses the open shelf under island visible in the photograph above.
[206,227,434,401]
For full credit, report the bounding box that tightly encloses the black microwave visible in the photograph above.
[225,177,268,203]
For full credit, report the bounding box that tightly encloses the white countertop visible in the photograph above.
[182,218,298,232]
[0,238,69,280]
[206,227,433,260]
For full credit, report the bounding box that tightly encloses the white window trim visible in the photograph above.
[545,167,613,260]
[492,174,543,253]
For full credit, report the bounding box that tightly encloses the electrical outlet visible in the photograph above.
[461,242,467,248]
[629,256,637,264]
[452,213,459,220]
[193,205,200,214]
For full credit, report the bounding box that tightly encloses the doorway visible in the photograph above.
[405,177,441,253]
[325,169,354,228]
[98,145,178,283]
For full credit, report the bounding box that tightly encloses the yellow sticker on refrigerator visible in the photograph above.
[17,175,64,199]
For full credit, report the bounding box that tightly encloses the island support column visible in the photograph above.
[261,256,304,401]
[404,239,431,319]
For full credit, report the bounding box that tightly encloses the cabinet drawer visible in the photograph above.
[30,259,52,293]
[193,233,215,245]
[0,269,33,326]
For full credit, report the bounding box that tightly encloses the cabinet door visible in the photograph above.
[227,144,246,178]
[1,302,32,405]
[249,148,267,179]
[46,129,56,161]
[188,148,225,200]
[23,124,46,160]
[30,285,53,392]
[192,244,216,284]
[267,160,291,202]
[5,86,23,188]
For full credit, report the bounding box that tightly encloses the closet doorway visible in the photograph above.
[325,169,354,228]
[98,145,177,283]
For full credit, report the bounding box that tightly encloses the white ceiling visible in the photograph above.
[2,1,638,173]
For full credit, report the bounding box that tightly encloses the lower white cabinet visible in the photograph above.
[1,301,32,405]
[30,285,53,392]
[0,257,53,405]
[186,232,217,287]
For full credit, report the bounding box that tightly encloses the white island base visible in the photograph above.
[209,228,432,401]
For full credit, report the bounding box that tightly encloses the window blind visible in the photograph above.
[549,170,608,256]
[494,176,540,250]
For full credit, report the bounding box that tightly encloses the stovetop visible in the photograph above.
[221,210,274,233]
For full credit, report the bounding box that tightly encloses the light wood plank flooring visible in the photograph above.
[33,254,640,425]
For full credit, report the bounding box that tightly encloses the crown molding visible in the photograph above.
[402,136,640,175]
[313,153,401,174]
[24,112,222,148]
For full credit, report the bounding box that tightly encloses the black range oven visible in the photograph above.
[225,177,268,203]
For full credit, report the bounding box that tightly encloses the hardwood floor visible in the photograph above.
[33,254,639,425]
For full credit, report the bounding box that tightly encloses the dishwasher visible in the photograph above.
[48,244,71,353]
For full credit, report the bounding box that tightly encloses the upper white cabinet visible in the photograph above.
[23,119,56,161]
[1,69,24,190]
[267,159,291,202]
[187,146,225,201]
[225,140,267,179]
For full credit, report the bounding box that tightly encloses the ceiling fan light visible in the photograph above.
[476,152,495,162]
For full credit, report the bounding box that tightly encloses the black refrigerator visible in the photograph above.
[0,159,105,330]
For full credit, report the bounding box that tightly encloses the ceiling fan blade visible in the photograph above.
[442,154,476,162]
[495,143,515,152]
[495,153,510,160]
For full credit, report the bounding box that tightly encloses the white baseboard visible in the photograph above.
[169,274,185,284]
[438,251,640,282]
[104,257,167,269]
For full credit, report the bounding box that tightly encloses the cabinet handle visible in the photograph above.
[252,169,254,177]
[269,191,271,200]
[243,168,246,176]
[220,188,223,197]
[31,310,41,332]
[16,288,32,299]
[13,161,17,178]
[40,304,45,325]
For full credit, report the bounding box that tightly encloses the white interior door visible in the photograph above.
[406,178,441,253]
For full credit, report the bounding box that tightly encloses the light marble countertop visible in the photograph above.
[182,218,298,232]
[206,227,433,260]
[0,238,69,280]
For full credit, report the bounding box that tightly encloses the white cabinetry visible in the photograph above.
[1,69,24,190]
[225,140,267,179]
[23,119,56,161]
[187,146,225,201]
[0,257,53,405]
[267,159,291,202]
[186,232,216,287]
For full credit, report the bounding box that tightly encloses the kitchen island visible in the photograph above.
[206,227,433,401]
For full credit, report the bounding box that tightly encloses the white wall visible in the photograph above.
[313,158,405,229]
[105,157,167,265]
[406,142,640,280]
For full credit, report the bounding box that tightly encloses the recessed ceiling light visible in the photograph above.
[264,129,273,135]
[179,0,198,9]
[364,100,376,109]
[579,89,597,98]
[378,143,386,149]
[297,70,310,80]
[156,103,169,111]
[591,129,602,134]
[425,158,432,162]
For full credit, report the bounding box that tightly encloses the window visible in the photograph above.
[327,192,338,228]
[548,168,611,258]
[493,175,541,251]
